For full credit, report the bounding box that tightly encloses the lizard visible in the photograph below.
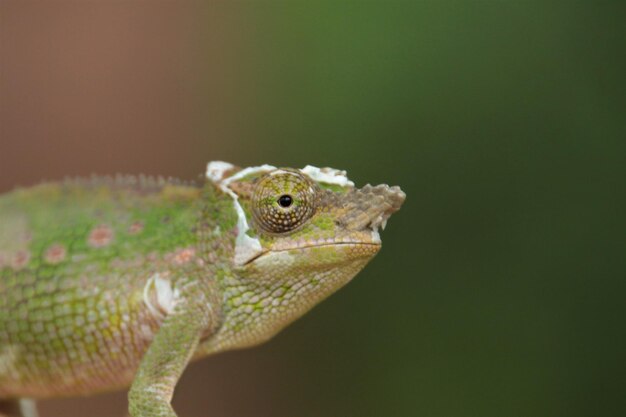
[0,161,405,417]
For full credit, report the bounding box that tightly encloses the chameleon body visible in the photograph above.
[0,162,405,417]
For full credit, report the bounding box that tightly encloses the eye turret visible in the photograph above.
[252,170,318,234]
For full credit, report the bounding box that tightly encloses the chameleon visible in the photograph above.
[0,161,405,417]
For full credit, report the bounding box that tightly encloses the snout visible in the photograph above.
[337,184,406,232]
[361,184,406,230]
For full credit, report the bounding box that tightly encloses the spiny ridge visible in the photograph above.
[60,174,198,191]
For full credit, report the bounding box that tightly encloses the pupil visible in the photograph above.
[278,195,293,208]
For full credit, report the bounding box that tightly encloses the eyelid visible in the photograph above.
[252,172,317,234]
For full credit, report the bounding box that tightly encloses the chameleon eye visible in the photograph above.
[252,170,318,234]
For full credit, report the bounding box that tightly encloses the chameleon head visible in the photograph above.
[206,162,405,348]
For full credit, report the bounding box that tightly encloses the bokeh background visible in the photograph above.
[1,1,625,416]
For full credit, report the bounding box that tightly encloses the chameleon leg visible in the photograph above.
[128,281,216,417]
[0,399,38,417]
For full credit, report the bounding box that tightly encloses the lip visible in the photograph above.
[244,241,381,265]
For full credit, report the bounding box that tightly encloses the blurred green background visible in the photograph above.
[1,1,624,417]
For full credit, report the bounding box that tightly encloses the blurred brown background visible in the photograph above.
[1,1,625,417]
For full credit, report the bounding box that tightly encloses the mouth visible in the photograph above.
[244,241,381,265]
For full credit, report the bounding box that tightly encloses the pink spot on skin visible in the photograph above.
[12,250,30,270]
[128,221,144,235]
[44,244,67,264]
[171,248,196,265]
[88,224,114,248]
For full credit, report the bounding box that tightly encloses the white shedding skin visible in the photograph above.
[206,161,235,182]
[207,162,277,265]
[371,226,382,244]
[300,165,355,187]
[155,274,178,313]
[229,195,263,266]
[143,275,158,317]
[143,273,180,318]
[220,164,277,185]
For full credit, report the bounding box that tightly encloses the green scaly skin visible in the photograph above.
[0,162,405,417]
